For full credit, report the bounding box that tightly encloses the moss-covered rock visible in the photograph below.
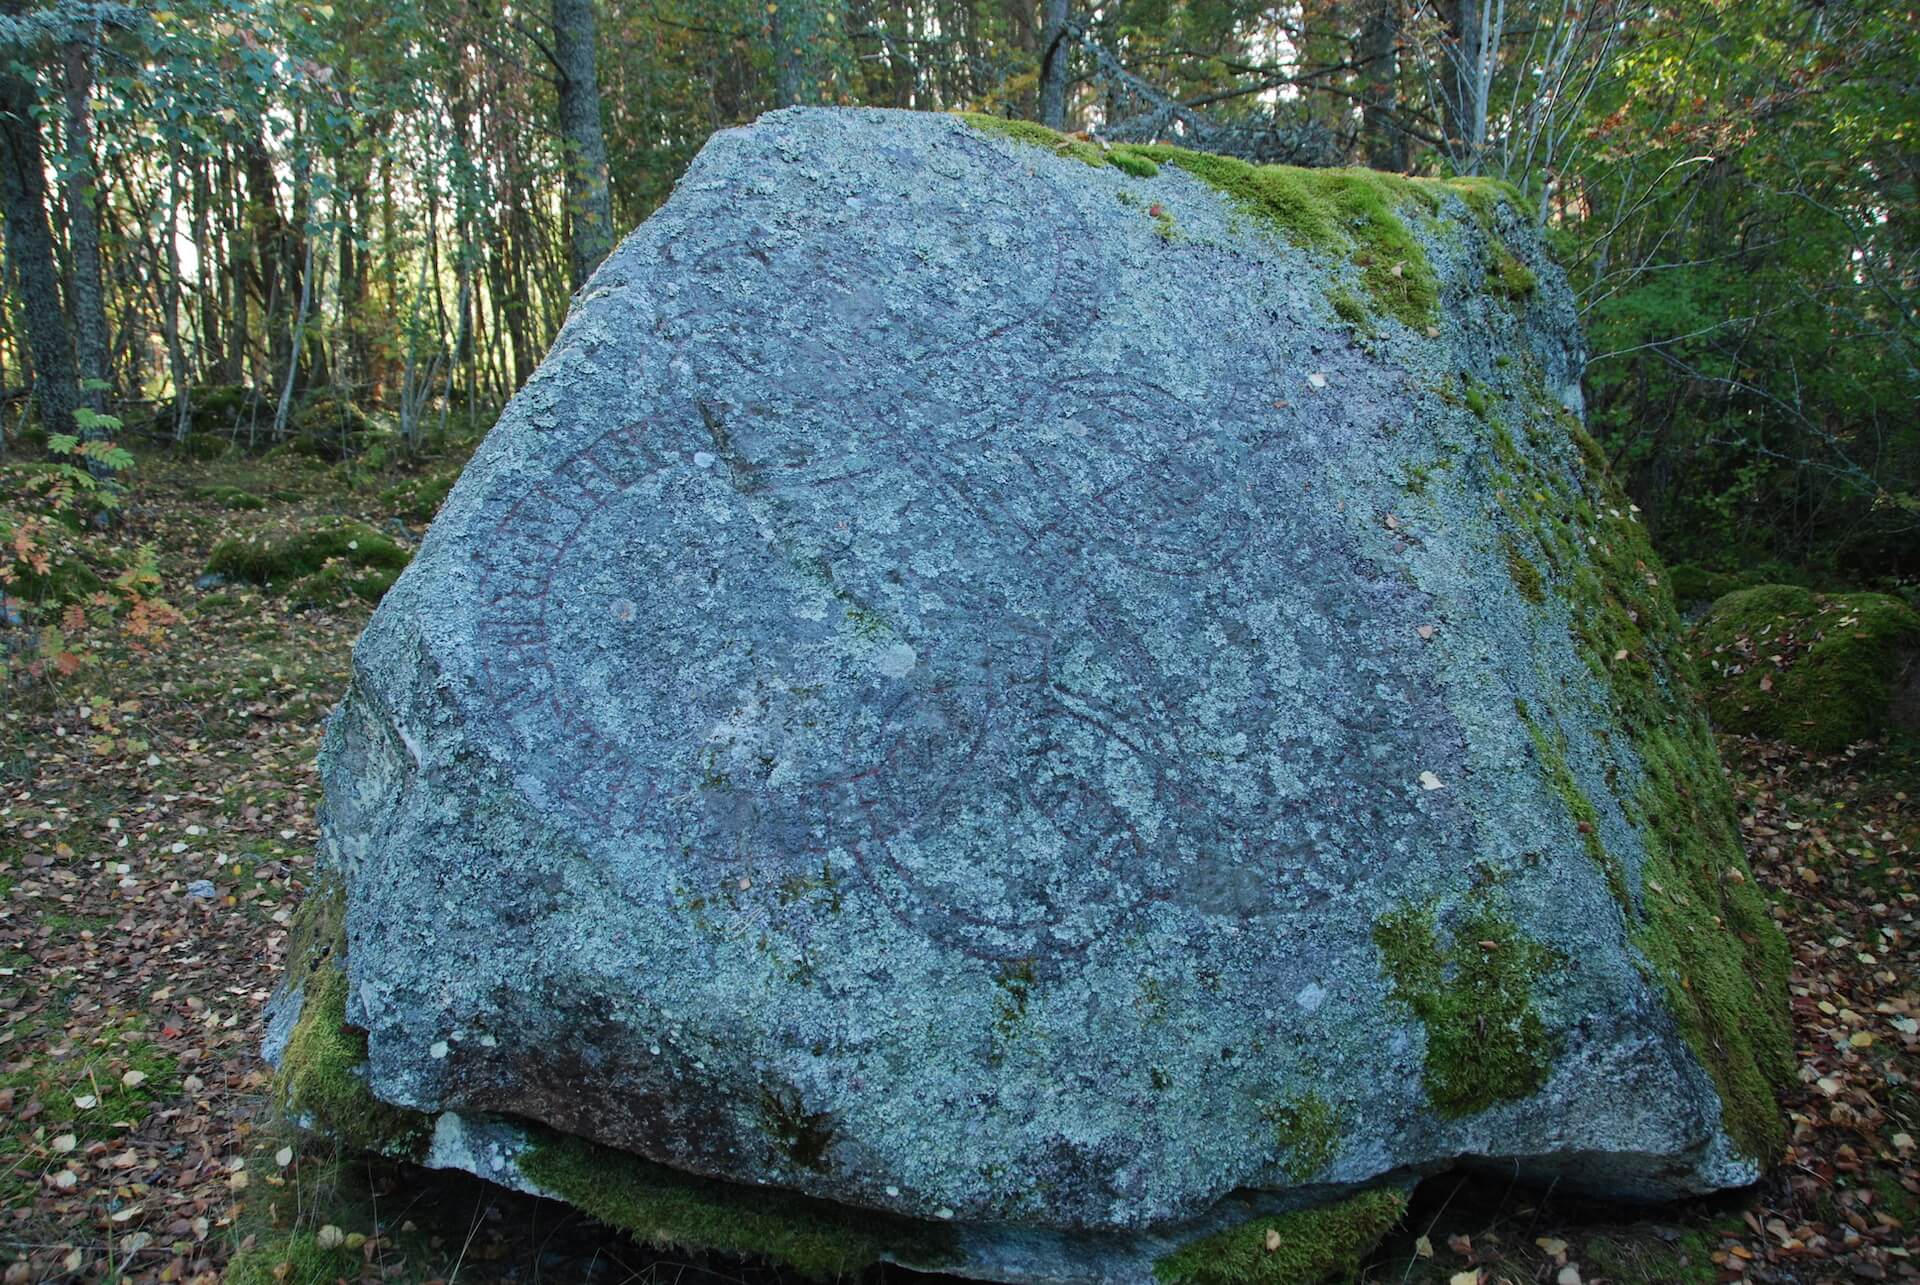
[285,108,1783,1285]
[1153,1188,1407,1285]
[198,484,267,512]
[206,517,411,606]
[1485,398,1794,1166]
[288,387,382,460]
[519,1130,957,1280]
[955,113,1539,331]
[271,883,433,1159]
[1693,585,1920,751]
[379,467,461,522]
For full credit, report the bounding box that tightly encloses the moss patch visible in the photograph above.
[1372,897,1560,1117]
[1502,531,1546,604]
[1258,1093,1341,1182]
[1487,242,1538,302]
[1134,147,1441,329]
[1445,175,1527,229]
[518,1129,956,1279]
[275,963,432,1160]
[954,114,1456,329]
[1153,1187,1406,1285]
[1486,395,1793,1164]
[379,468,460,522]
[207,517,411,606]
[1693,585,1920,751]
[198,484,267,511]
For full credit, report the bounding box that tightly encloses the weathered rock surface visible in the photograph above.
[269,107,1791,1282]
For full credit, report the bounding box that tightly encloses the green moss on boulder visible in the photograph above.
[275,964,432,1159]
[207,517,411,605]
[519,1129,956,1280]
[289,387,381,460]
[1693,585,1920,751]
[1485,392,1793,1164]
[1153,1187,1406,1285]
[955,114,1469,330]
[1372,897,1560,1117]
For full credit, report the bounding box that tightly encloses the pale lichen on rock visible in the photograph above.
[263,106,1789,1283]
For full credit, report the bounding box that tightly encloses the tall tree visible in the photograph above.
[0,1,78,438]
[553,0,614,288]
[1038,0,1070,128]
[60,25,112,412]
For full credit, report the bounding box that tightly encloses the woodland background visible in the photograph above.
[0,0,1915,592]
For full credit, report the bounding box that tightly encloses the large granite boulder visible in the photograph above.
[266,107,1791,1283]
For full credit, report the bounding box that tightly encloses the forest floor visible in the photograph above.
[0,445,1914,1285]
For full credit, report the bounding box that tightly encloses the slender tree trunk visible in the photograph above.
[1361,0,1408,172]
[274,236,314,439]
[0,23,79,439]
[552,0,615,288]
[1440,0,1496,172]
[163,134,191,443]
[222,151,251,386]
[1038,0,1070,129]
[60,33,111,416]
[192,154,223,379]
[242,127,294,393]
[770,0,831,108]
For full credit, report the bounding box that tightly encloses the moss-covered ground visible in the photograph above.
[1,434,1914,1282]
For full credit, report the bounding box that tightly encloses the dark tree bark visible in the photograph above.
[1038,0,1070,129]
[0,19,79,439]
[552,0,614,288]
[60,32,111,414]
[1360,0,1408,172]
[242,127,297,393]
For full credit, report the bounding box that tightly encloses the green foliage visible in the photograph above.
[518,1130,957,1279]
[1372,897,1560,1118]
[1153,1188,1407,1285]
[1693,586,1920,751]
[1577,0,1920,574]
